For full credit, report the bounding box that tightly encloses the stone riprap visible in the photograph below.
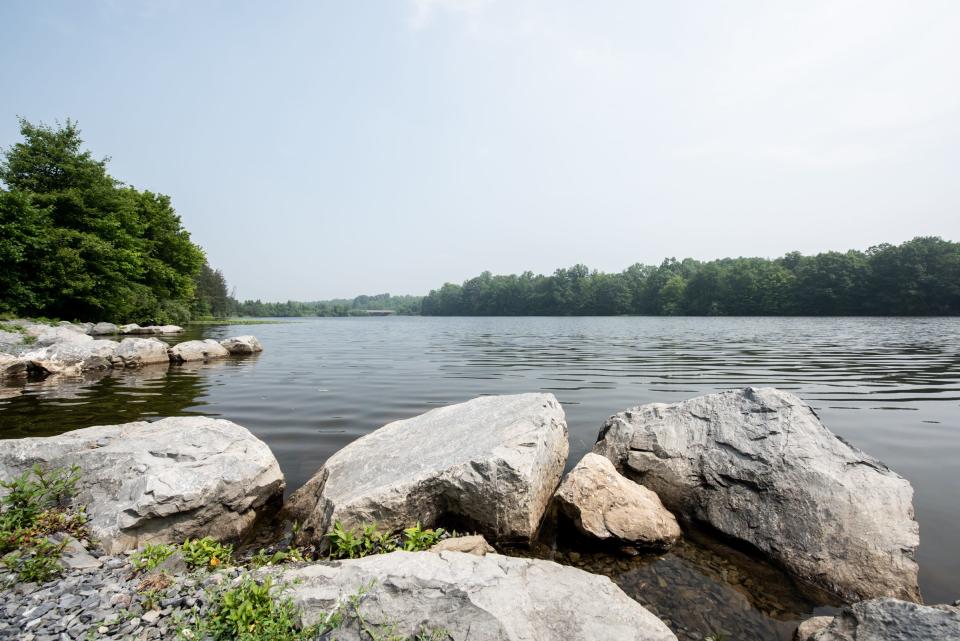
[281,551,678,641]
[796,599,960,641]
[287,393,569,544]
[594,387,920,603]
[554,452,681,548]
[0,319,262,379]
[0,417,284,553]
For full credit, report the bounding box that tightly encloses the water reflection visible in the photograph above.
[1,316,958,625]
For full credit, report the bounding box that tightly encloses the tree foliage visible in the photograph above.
[420,238,960,316]
[0,119,206,323]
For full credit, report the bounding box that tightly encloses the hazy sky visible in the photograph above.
[3,1,959,300]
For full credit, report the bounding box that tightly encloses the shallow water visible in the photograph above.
[2,317,958,637]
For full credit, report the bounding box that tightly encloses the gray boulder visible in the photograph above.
[89,322,119,336]
[798,599,960,641]
[21,339,119,374]
[114,337,170,367]
[119,323,141,334]
[281,551,677,641]
[593,388,920,602]
[219,335,263,355]
[28,324,92,346]
[554,453,681,548]
[169,339,230,363]
[157,324,184,334]
[287,393,569,544]
[0,417,284,553]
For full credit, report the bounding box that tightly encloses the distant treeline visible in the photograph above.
[222,293,423,318]
[420,237,960,316]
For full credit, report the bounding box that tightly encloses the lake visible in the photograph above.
[2,316,958,639]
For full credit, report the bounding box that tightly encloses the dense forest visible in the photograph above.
[0,119,226,324]
[421,237,960,316]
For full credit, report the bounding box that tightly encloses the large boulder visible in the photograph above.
[219,335,263,355]
[287,393,569,544]
[593,388,920,603]
[21,339,119,374]
[797,599,960,641]
[169,339,230,363]
[157,325,184,334]
[28,324,92,346]
[0,417,284,553]
[88,322,119,336]
[280,551,677,641]
[554,453,680,548]
[114,337,170,367]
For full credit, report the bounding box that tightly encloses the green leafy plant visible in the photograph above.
[248,547,305,568]
[0,464,81,532]
[2,537,66,583]
[131,542,177,571]
[205,575,326,641]
[327,521,397,560]
[402,523,445,552]
[180,536,233,569]
[0,464,87,584]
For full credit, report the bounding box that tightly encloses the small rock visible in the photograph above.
[429,534,495,556]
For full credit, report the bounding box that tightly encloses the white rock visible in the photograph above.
[22,339,118,374]
[219,335,263,355]
[169,339,230,363]
[114,338,170,367]
[281,551,677,641]
[287,393,569,544]
[157,325,184,334]
[28,325,93,346]
[554,453,681,547]
[0,417,285,553]
[594,387,920,602]
[89,322,119,336]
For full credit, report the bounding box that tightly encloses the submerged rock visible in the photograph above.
[219,335,263,355]
[169,339,230,363]
[0,353,28,379]
[796,599,960,641]
[114,337,170,367]
[281,550,678,641]
[593,387,920,603]
[0,417,284,553]
[554,452,680,548]
[287,393,569,544]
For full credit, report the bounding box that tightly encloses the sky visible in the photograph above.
[2,1,959,301]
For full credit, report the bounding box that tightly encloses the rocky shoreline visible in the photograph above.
[0,319,262,380]
[1,343,958,641]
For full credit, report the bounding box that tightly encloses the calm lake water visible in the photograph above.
[2,317,958,638]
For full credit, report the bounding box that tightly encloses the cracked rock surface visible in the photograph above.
[287,393,569,544]
[0,417,284,552]
[593,387,919,603]
[798,598,960,641]
[281,550,678,641]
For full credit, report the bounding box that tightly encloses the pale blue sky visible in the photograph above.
[3,1,959,300]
